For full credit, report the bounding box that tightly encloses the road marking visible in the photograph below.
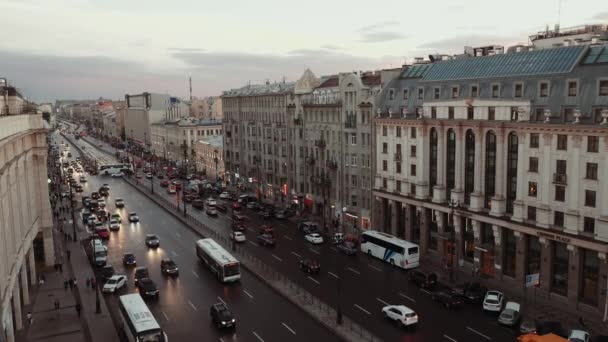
[282,322,296,335]
[175,232,181,238]
[191,270,199,279]
[188,300,198,311]
[354,304,371,315]
[162,311,169,321]
[444,335,458,342]
[399,293,416,303]
[291,251,302,258]
[272,254,283,262]
[328,272,340,279]
[217,296,226,305]
[421,289,431,294]
[347,267,360,275]
[252,331,265,342]
[243,290,254,299]
[307,276,320,285]
[171,250,178,257]
[466,327,492,340]
[284,235,293,240]
[376,297,390,306]
[248,241,259,247]
[220,338,225,342]
[246,227,255,233]
[368,264,382,272]
[309,248,320,255]
[330,247,338,252]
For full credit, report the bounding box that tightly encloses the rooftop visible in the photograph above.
[222,81,295,97]
[153,117,223,127]
[197,135,223,148]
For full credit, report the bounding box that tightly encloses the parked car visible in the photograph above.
[381,305,418,328]
[136,278,159,298]
[246,201,259,210]
[409,270,438,289]
[122,253,136,266]
[482,291,504,313]
[206,198,217,207]
[498,301,521,326]
[100,265,115,281]
[299,221,319,234]
[210,303,236,329]
[160,180,169,187]
[95,227,110,239]
[332,233,345,244]
[452,282,487,304]
[91,192,100,200]
[102,275,127,293]
[161,258,179,276]
[257,233,276,246]
[431,291,464,309]
[305,233,324,244]
[337,241,358,255]
[299,259,320,274]
[133,267,149,285]
[146,173,153,179]
[219,192,230,199]
[230,231,246,243]
[206,207,218,216]
[145,234,160,248]
[192,199,205,210]
[128,212,139,223]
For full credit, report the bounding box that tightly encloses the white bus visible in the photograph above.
[360,230,420,269]
[195,238,241,283]
[118,294,168,342]
[98,163,132,176]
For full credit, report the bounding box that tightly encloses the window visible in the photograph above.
[488,107,495,120]
[530,133,539,148]
[587,136,599,153]
[402,89,409,100]
[594,107,607,123]
[527,206,536,221]
[556,159,567,174]
[451,86,459,98]
[395,161,401,174]
[529,157,539,172]
[410,164,416,176]
[382,160,387,171]
[389,88,395,100]
[417,88,424,100]
[410,145,417,157]
[554,211,564,227]
[410,184,416,196]
[448,106,455,119]
[586,163,598,180]
[467,106,474,120]
[491,84,500,98]
[567,80,577,97]
[471,85,478,97]
[434,87,440,99]
[382,126,387,136]
[350,133,357,145]
[600,80,608,96]
[396,127,401,137]
[564,107,575,122]
[539,81,549,97]
[585,190,596,207]
[557,135,567,150]
[396,180,402,192]
[410,127,416,139]
[382,178,387,188]
[431,107,437,119]
[351,195,358,207]
[580,250,599,305]
[555,185,565,202]
[552,242,569,296]
[351,175,358,187]
[584,217,595,234]
[382,142,388,154]
[514,83,523,98]
[351,154,357,166]
[528,182,537,197]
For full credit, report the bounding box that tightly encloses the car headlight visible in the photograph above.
[231,319,236,323]
[221,321,226,325]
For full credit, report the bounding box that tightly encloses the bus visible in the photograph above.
[360,230,420,269]
[195,238,241,282]
[98,163,133,176]
[118,294,168,342]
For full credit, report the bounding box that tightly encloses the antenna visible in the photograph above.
[557,0,562,28]
[189,76,192,101]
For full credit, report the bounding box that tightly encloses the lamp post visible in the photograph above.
[448,199,459,282]
[213,149,219,182]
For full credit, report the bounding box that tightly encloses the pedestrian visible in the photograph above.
[75,303,81,317]
[64,279,68,290]
[90,278,96,289]
[578,316,586,327]
[73,277,78,288]
[58,263,63,272]
[26,312,33,325]
[38,276,45,286]
[68,278,73,290]
[86,278,90,288]
[66,249,71,261]
[54,299,60,311]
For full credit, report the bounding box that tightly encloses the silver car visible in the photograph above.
[498,301,521,326]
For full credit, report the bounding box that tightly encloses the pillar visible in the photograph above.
[567,245,580,307]
[390,200,398,236]
[491,130,506,216]
[12,286,22,331]
[512,132,527,222]
[599,253,607,316]
[514,231,526,285]
[565,136,581,234]
[469,128,484,211]
[34,154,55,267]
[539,238,552,293]
[451,126,464,204]
[27,248,36,287]
[472,220,481,270]
[492,225,503,280]
[405,204,414,241]
[3,307,15,342]
[453,215,463,273]
[419,207,429,255]
[436,211,446,258]
[20,267,29,306]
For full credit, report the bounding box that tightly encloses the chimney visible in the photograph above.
[591,35,600,44]
[573,38,582,45]
[414,57,424,64]
[563,39,571,47]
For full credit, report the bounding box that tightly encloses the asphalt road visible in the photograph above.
[69,127,520,342]
[56,131,338,342]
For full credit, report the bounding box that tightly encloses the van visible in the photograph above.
[409,270,438,289]
[90,239,108,267]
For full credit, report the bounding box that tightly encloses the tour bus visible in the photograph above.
[360,230,420,269]
[118,294,168,342]
[98,163,133,176]
[195,238,241,283]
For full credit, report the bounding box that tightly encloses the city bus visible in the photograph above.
[118,294,168,342]
[360,230,420,269]
[98,163,133,176]
[195,238,241,283]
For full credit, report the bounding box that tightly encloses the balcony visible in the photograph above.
[394,153,402,161]
[294,117,303,126]
[315,139,326,149]
[327,160,338,170]
[553,173,567,185]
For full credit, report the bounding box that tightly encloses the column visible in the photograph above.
[469,128,484,211]
[12,286,22,331]
[34,154,55,267]
[433,126,446,203]
[405,204,414,241]
[567,245,580,307]
[492,225,503,280]
[512,132,527,222]
[472,220,481,270]
[565,136,582,234]
[514,232,526,285]
[390,200,398,236]
[599,253,608,316]
[491,130,506,216]
[419,207,429,255]
[4,307,15,342]
[416,126,430,199]
[451,126,464,204]
[20,266,30,306]
[436,211,445,259]
[453,215,463,274]
[28,248,36,287]
[539,238,552,293]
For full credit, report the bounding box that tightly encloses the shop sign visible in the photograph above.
[537,231,571,243]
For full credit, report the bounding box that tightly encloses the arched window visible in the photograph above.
[506,132,518,213]
[446,129,456,199]
[485,131,496,208]
[464,129,475,204]
[430,128,438,190]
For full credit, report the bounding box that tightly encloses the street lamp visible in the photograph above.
[448,199,459,282]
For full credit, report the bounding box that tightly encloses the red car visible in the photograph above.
[172,181,182,190]
[96,227,110,239]
[232,202,241,211]
[160,180,169,187]
[259,225,274,235]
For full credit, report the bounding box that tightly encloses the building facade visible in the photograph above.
[373,44,608,312]
[190,96,223,120]
[194,136,224,179]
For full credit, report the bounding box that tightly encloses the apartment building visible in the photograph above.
[194,135,224,180]
[150,118,222,165]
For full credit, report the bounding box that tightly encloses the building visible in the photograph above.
[190,96,223,120]
[194,135,224,179]
[0,88,55,342]
[373,43,608,313]
[530,24,608,49]
[1,80,26,115]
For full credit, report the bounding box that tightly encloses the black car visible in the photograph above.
[122,253,136,266]
[210,303,235,329]
[452,282,487,304]
[145,234,160,248]
[134,267,149,285]
[431,291,464,309]
[409,270,438,289]
[91,192,100,200]
[136,278,159,298]
[299,259,320,274]
[215,202,227,213]
[257,233,276,247]
[192,199,204,210]
[161,258,179,276]
[99,188,109,197]
[82,196,90,207]
[100,265,115,281]
[337,241,357,255]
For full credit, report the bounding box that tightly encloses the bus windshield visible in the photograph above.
[224,263,240,277]
[140,329,164,342]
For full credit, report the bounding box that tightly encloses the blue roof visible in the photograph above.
[583,46,608,64]
[422,46,585,82]
[402,63,433,78]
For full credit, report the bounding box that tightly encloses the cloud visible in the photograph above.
[360,31,407,43]
[416,34,518,52]
[359,20,400,32]
[320,44,342,51]
[167,47,204,52]
[592,11,608,21]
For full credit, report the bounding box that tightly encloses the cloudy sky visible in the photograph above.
[0,0,606,102]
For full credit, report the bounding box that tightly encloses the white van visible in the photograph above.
[90,239,108,267]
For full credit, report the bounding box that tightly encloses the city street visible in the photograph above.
[74,128,519,342]
[58,131,339,342]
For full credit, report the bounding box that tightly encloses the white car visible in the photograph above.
[102,275,127,293]
[109,219,120,231]
[219,192,230,199]
[381,305,418,327]
[128,212,139,223]
[305,233,324,244]
[167,186,176,194]
[79,176,87,183]
[111,172,124,178]
[568,329,590,342]
[482,290,504,312]
[98,200,106,208]
[230,231,246,242]
[206,198,217,207]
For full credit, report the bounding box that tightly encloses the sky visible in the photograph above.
[0,0,606,102]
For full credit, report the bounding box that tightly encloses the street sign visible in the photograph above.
[525,273,540,287]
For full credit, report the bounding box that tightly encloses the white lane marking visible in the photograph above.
[307,276,320,285]
[376,297,390,306]
[291,251,302,258]
[328,272,340,279]
[272,254,283,262]
[191,270,199,279]
[252,331,265,342]
[220,338,225,342]
[188,300,198,311]
[399,292,416,303]
[243,290,254,299]
[282,322,296,335]
[248,241,259,247]
[284,235,293,240]
[421,289,431,294]
[162,311,169,321]
[347,267,360,275]
[171,250,178,257]
[330,247,338,252]
[309,248,320,255]
[466,327,492,340]
[175,232,181,238]
[368,264,382,271]
[353,304,371,315]
[217,296,226,305]
[444,335,458,342]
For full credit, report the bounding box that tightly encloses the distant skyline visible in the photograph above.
[0,0,606,102]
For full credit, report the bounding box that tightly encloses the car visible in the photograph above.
[111,172,124,178]
[145,234,160,248]
[160,180,169,187]
[110,213,121,223]
[482,291,504,312]
[305,233,324,244]
[257,233,276,246]
[219,192,230,199]
[135,173,142,179]
[259,225,273,235]
[102,275,127,293]
[381,305,418,328]
[79,176,87,183]
[96,227,110,239]
[91,192,100,200]
[452,282,487,303]
[156,173,164,179]
[231,202,241,211]
[258,210,272,220]
[97,199,106,209]
[206,207,218,216]
[299,221,319,235]
[210,303,236,329]
[75,185,84,192]
[101,184,110,191]
[232,222,246,232]
[82,196,90,207]
[409,270,438,289]
[230,231,246,242]
[136,278,159,298]
[498,301,521,326]
[109,219,120,231]
[215,202,227,213]
[246,201,260,210]
[146,173,153,179]
[134,267,149,284]
[184,194,194,203]
[172,181,182,190]
[337,241,358,255]
[192,199,204,210]
[99,188,109,197]
[128,212,139,223]
[122,253,136,266]
[167,186,176,194]
[100,265,115,281]
[299,259,320,274]
[519,319,537,335]
[568,329,590,342]
[431,291,464,309]
[206,198,217,207]
[232,213,245,221]
[160,258,179,276]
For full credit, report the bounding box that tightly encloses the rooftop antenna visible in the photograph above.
[189,76,192,101]
[557,0,562,30]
